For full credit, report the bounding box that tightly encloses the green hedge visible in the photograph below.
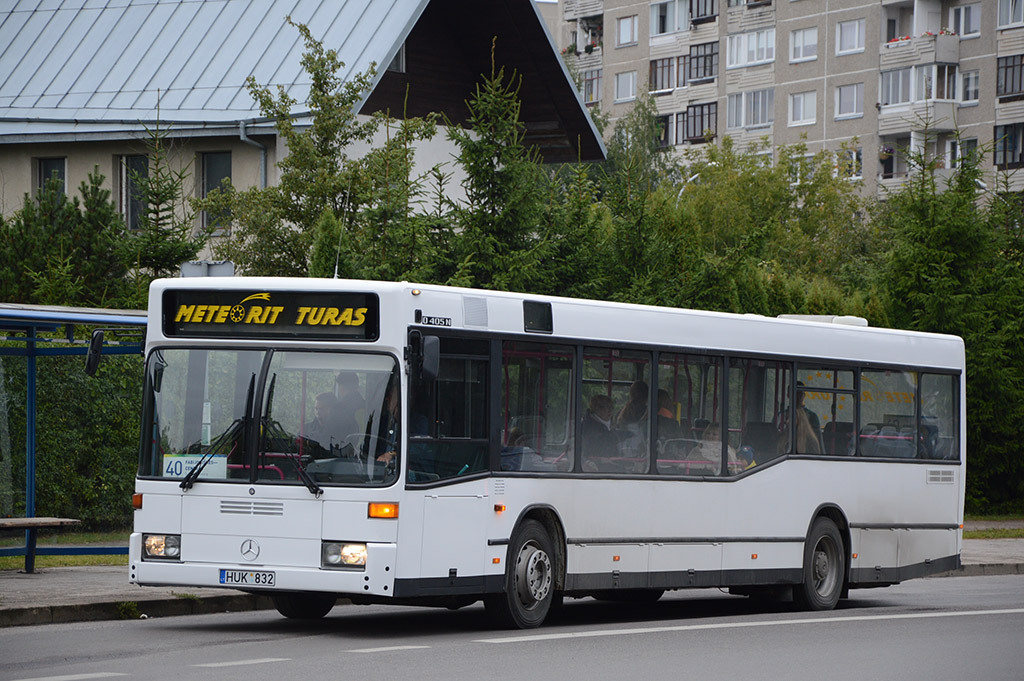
[1,352,142,529]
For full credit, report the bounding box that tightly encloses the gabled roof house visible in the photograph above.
[0,0,604,226]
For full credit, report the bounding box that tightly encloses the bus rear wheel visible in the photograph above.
[485,519,555,629]
[271,592,337,620]
[793,518,844,611]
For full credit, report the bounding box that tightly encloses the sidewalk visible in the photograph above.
[1,536,1022,628]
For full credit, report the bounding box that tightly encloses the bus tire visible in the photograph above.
[793,517,845,611]
[485,519,555,629]
[271,592,337,620]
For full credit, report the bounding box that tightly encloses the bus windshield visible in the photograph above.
[140,348,400,487]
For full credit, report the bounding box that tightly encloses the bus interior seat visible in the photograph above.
[742,421,778,460]
[858,424,879,456]
[822,421,854,456]
[691,417,711,438]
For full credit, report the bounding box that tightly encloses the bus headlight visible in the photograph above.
[143,534,181,560]
[322,542,367,569]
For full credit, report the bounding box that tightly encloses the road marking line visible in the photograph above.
[193,658,290,668]
[348,645,431,653]
[11,674,129,681]
[476,608,1024,644]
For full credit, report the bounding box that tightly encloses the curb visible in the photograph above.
[932,563,1024,578]
[0,594,276,628]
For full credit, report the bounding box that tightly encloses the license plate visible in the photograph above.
[219,569,275,587]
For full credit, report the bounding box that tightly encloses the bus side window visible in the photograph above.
[502,341,575,473]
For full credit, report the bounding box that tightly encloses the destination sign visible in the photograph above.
[163,290,379,340]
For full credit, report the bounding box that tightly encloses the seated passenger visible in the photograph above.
[582,394,619,460]
[691,421,748,474]
[656,389,683,440]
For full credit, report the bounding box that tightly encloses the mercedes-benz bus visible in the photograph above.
[128,278,965,628]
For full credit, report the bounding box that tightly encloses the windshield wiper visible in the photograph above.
[179,417,244,490]
[180,373,255,491]
[261,373,322,498]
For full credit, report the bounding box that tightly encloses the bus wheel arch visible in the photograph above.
[795,509,847,611]
[486,508,565,628]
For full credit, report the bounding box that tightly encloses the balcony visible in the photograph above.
[880,33,959,69]
[564,0,603,21]
[878,100,957,135]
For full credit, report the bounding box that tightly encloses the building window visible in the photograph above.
[790,27,817,62]
[998,55,1024,100]
[650,58,675,93]
[387,44,405,73]
[949,138,978,167]
[995,123,1024,168]
[689,41,719,82]
[651,1,685,36]
[999,0,1023,28]
[835,83,863,118]
[916,64,957,101]
[201,151,232,235]
[881,68,912,106]
[951,4,981,37]
[655,115,672,148]
[789,90,816,126]
[583,69,602,104]
[684,102,717,142]
[962,70,979,103]
[728,89,773,128]
[614,71,637,102]
[616,15,638,46]
[36,157,66,195]
[837,148,862,179]
[676,56,688,87]
[691,0,718,23]
[119,155,148,232]
[675,111,687,145]
[836,19,865,55]
[727,28,775,68]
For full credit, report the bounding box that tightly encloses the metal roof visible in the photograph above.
[0,0,606,161]
[0,0,425,130]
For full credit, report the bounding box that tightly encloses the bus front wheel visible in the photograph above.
[486,519,555,629]
[271,592,337,620]
[793,517,845,611]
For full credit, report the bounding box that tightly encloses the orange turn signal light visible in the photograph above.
[613,555,620,562]
[751,553,758,560]
[494,504,506,513]
[493,557,502,564]
[132,493,143,510]
[368,502,398,519]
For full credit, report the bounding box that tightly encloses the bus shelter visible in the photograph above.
[0,303,145,567]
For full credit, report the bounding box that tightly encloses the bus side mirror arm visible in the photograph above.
[85,329,104,377]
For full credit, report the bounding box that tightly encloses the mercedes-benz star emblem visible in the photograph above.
[240,539,260,561]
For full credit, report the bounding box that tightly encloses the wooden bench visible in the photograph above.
[0,517,81,573]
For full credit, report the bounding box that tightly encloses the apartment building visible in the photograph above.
[560,0,1024,196]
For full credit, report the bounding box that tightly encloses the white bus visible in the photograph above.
[128,278,965,628]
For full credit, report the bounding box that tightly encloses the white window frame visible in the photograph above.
[836,19,865,55]
[614,71,637,102]
[617,15,639,47]
[999,0,1024,28]
[726,28,775,69]
[583,69,602,104]
[836,148,863,180]
[727,88,774,129]
[790,27,817,63]
[915,64,957,102]
[881,68,912,107]
[961,70,979,105]
[950,4,981,37]
[835,83,863,119]
[789,90,816,126]
[651,1,686,37]
[948,137,978,167]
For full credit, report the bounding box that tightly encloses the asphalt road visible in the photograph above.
[2,575,1023,681]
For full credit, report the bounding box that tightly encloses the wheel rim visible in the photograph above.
[514,540,552,609]
[811,534,840,598]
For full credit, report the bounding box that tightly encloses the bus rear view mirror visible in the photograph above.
[85,329,104,377]
[421,335,439,382]
[409,331,440,383]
